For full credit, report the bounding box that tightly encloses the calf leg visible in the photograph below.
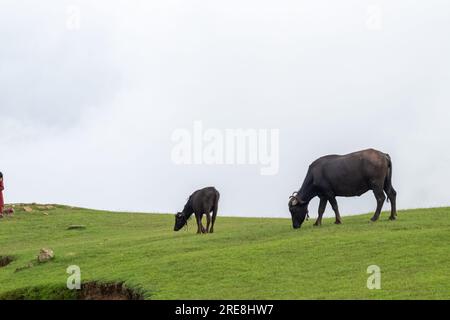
[314,197,327,226]
[329,197,342,224]
[370,187,386,222]
[201,216,207,233]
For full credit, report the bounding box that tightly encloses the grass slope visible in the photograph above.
[0,205,449,299]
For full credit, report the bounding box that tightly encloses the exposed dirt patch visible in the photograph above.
[0,256,13,267]
[0,282,145,300]
[67,225,86,230]
[79,282,144,300]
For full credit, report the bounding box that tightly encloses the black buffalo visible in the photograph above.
[289,149,397,229]
[174,187,220,234]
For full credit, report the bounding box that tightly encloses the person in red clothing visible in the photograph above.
[0,172,4,217]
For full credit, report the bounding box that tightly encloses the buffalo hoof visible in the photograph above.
[313,222,321,227]
[370,217,378,222]
[389,216,396,221]
[334,220,342,225]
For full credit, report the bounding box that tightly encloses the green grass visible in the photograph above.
[0,204,449,299]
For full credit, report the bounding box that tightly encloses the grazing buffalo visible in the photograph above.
[289,149,397,229]
[174,187,220,234]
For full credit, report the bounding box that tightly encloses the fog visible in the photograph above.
[1,0,450,218]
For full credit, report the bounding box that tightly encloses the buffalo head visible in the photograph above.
[174,212,188,231]
[288,192,309,229]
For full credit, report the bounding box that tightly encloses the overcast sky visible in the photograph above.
[1,0,450,218]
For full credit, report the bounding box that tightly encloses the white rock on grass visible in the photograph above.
[37,248,54,263]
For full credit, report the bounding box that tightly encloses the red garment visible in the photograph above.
[0,180,4,213]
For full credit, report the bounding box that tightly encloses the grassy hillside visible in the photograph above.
[0,204,449,300]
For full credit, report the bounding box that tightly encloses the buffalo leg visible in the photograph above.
[329,197,342,224]
[206,212,211,233]
[388,188,397,220]
[210,206,218,233]
[195,214,203,234]
[371,188,386,222]
[314,197,327,226]
[384,185,397,220]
